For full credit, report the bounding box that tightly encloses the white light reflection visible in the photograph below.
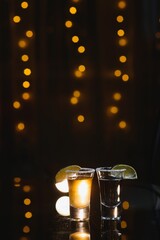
[55,179,69,193]
[117,184,120,202]
[55,196,70,216]
[113,207,118,219]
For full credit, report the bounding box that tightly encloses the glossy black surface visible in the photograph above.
[1,176,160,240]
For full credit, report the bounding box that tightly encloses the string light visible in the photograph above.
[78,45,85,53]
[65,20,73,28]
[69,6,77,14]
[21,1,29,9]
[18,39,27,48]
[118,1,127,9]
[13,101,21,109]
[11,3,34,239]
[77,115,85,123]
[116,15,124,23]
[13,16,21,23]
[23,226,30,233]
[23,68,31,76]
[118,120,127,129]
[25,30,34,38]
[114,69,122,77]
[72,35,79,43]
[65,0,89,129]
[22,81,30,88]
[22,92,30,100]
[109,0,130,131]
[21,54,29,62]
[16,122,25,131]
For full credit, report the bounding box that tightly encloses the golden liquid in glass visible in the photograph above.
[68,178,92,208]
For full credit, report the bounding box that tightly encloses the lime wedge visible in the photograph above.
[55,165,81,183]
[112,164,138,179]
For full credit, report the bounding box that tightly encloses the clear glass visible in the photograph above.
[101,219,121,240]
[66,168,95,221]
[96,167,125,220]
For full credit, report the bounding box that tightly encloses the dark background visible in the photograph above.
[0,0,160,239]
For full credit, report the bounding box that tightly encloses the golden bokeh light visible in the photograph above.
[13,101,21,109]
[19,237,28,240]
[22,81,30,88]
[77,115,85,122]
[21,1,29,9]
[122,74,129,81]
[117,29,125,37]
[118,121,127,129]
[78,46,85,53]
[74,70,83,78]
[26,30,33,38]
[121,220,127,229]
[110,106,119,114]
[13,16,21,23]
[78,65,86,72]
[119,55,127,63]
[69,6,77,14]
[70,97,78,104]
[25,211,32,219]
[24,198,31,205]
[114,69,122,77]
[65,20,73,28]
[72,35,79,43]
[21,54,29,62]
[122,201,130,210]
[23,225,30,233]
[118,38,127,46]
[118,1,127,9]
[16,122,25,131]
[73,90,80,98]
[113,92,122,101]
[23,185,31,192]
[22,92,30,100]
[18,40,27,48]
[14,177,21,183]
[23,68,31,76]
[116,15,124,23]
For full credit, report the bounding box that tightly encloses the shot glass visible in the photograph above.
[66,168,95,221]
[101,219,121,240]
[96,167,125,220]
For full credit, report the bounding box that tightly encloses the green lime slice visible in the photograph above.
[55,165,81,183]
[112,164,138,179]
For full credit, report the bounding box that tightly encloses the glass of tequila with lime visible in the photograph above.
[96,167,125,220]
[66,168,95,221]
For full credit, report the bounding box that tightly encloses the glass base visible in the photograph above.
[101,205,121,220]
[70,206,90,221]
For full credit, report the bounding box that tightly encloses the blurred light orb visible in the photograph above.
[55,179,69,193]
[55,196,70,216]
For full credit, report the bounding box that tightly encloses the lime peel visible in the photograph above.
[55,165,81,183]
[112,164,138,179]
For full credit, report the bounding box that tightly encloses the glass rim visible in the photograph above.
[66,167,95,173]
[96,167,126,172]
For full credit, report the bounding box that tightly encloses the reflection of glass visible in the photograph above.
[96,167,125,220]
[69,221,90,240]
[101,220,121,240]
[66,168,95,221]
